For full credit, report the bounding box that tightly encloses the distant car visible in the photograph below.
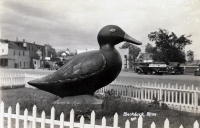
[135,63,168,75]
[167,63,184,74]
[43,62,51,70]
[55,61,64,70]
[194,68,200,76]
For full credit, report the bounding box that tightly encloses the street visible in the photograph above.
[1,68,200,88]
[117,71,200,88]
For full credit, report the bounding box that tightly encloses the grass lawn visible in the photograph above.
[1,87,200,128]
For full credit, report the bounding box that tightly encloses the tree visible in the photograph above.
[148,29,192,63]
[145,43,154,53]
[186,50,194,62]
[121,42,141,68]
[44,44,56,57]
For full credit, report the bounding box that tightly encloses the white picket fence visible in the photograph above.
[0,102,199,128]
[1,73,200,113]
[0,73,46,89]
[98,80,200,113]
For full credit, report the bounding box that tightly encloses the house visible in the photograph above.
[0,38,47,69]
[136,52,153,63]
[14,38,46,68]
[0,40,30,68]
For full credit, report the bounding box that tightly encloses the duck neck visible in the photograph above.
[100,44,115,50]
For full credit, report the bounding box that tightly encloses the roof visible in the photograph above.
[16,41,44,47]
[0,39,44,48]
[8,42,26,50]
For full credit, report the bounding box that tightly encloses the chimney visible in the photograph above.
[23,39,25,42]
[33,42,35,44]
[16,37,18,42]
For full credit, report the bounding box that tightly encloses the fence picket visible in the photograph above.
[164,118,169,128]
[0,102,4,128]
[172,85,174,103]
[113,113,118,128]
[50,107,55,128]
[194,87,199,113]
[187,86,190,105]
[125,120,130,128]
[91,111,95,128]
[60,113,64,128]
[183,85,186,104]
[192,92,194,105]
[15,103,20,128]
[41,111,46,128]
[70,109,74,128]
[168,83,170,102]
[102,116,106,128]
[151,122,156,128]
[7,107,12,128]
[24,109,28,128]
[137,116,143,128]
[32,105,37,128]
[194,120,199,128]
[80,116,84,128]
[176,84,178,103]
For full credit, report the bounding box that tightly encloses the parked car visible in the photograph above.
[43,61,52,70]
[194,64,200,76]
[148,63,168,75]
[55,61,65,70]
[135,62,168,75]
[167,62,184,74]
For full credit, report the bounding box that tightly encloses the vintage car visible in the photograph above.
[194,67,200,76]
[55,61,65,70]
[167,62,184,74]
[135,62,168,75]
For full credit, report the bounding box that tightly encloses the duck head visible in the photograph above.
[97,25,142,49]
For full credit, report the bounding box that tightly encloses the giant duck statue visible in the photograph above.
[28,25,142,98]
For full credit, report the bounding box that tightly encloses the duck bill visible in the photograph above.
[124,33,142,45]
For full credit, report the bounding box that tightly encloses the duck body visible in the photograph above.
[28,25,142,97]
[28,47,122,97]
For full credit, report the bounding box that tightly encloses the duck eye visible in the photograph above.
[109,28,116,33]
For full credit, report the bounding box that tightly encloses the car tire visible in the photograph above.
[137,70,141,74]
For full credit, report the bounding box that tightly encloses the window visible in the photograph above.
[14,50,15,55]
[23,51,25,56]
[24,62,25,67]
[19,51,20,56]
[2,49,4,53]
[20,61,21,67]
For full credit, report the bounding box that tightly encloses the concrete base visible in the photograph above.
[52,95,104,110]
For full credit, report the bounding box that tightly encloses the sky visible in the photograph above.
[1,0,200,59]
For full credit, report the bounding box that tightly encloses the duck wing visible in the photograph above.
[35,52,106,84]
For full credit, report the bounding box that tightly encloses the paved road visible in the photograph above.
[1,68,200,88]
[117,71,200,87]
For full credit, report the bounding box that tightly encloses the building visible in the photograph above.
[0,40,30,68]
[0,41,8,56]
[136,52,153,63]
[14,38,46,68]
[116,44,129,69]
[0,38,46,69]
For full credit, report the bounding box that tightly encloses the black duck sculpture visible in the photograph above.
[28,25,142,97]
